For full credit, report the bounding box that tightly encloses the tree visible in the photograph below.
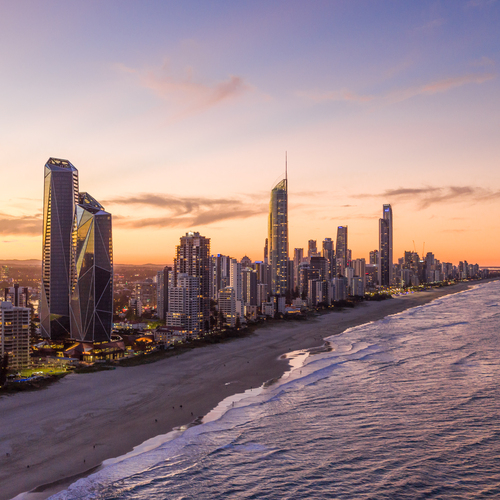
[235,316,241,330]
[0,353,9,387]
[218,311,225,330]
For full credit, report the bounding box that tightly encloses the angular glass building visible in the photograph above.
[268,177,288,296]
[41,158,79,340]
[378,204,393,287]
[70,193,113,342]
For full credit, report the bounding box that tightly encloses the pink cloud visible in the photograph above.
[299,72,495,105]
[296,89,374,103]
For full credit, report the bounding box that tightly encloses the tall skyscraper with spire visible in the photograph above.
[41,158,79,340]
[268,155,288,296]
[378,204,393,287]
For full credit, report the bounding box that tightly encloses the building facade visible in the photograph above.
[378,204,393,287]
[1,301,30,369]
[41,158,79,340]
[171,232,211,334]
[268,176,288,296]
[336,226,348,277]
[69,193,113,342]
[166,274,202,338]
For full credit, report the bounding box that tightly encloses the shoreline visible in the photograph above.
[0,281,488,500]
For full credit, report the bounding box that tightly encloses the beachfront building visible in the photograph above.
[378,204,393,287]
[1,301,31,369]
[69,193,113,342]
[41,158,79,340]
[218,287,237,328]
[268,170,288,297]
[172,232,211,334]
[166,274,202,339]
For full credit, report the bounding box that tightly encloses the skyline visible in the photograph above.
[1,1,499,265]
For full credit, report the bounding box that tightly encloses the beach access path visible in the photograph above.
[0,282,473,500]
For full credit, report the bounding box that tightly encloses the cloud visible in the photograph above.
[105,193,267,229]
[115,60,251,116]
[0,213,42,235]
[298,72,495,105]
[353,186,500,209]
[389,73,495,102]
[296,89,374,103]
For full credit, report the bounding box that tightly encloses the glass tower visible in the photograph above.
[70,193,113,342]
[41,158,79,340]
[378,204,393,287]
[268,176,288,296]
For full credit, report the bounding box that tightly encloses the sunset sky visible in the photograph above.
[1,0,499,265]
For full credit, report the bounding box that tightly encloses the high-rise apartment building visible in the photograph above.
[242,268,257,306]
[369,250,379,265]
[41,158,79,340]
[322,238,335,278]
[336,226,348,277]
[166,274,202,338]
[378,204,393,287]
[230,258,243,318]
[268,175,288,296]
[170,232,211,334]
[1,301,30,369]
[70,193,113,342]
[218,287,236,328]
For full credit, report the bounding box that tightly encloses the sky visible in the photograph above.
[1,0,499,265]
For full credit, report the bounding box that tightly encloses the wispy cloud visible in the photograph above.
[388,73,495,102]
[105,193,266,229]
[296,88,374,103]
[353,186,500,209]
[0,213,42,236]
[115,61,251,116]
[298,72,495,105]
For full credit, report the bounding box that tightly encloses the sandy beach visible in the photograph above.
[0,282,476,500]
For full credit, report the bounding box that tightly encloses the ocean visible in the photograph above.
[51,281,500,499]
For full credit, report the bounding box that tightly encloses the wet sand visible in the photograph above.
[0,282,475,499]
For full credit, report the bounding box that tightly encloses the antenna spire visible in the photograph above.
[285,151,287,181]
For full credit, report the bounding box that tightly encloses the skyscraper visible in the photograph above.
[336,226,348,277]
[69,193,113,342]
[268,169,288,296]
[171,231,211,334]
[41,158,79,340]
[322,238,335,278]
[378,204,393,287]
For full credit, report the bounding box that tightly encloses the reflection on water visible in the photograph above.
[53,281,500,500]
